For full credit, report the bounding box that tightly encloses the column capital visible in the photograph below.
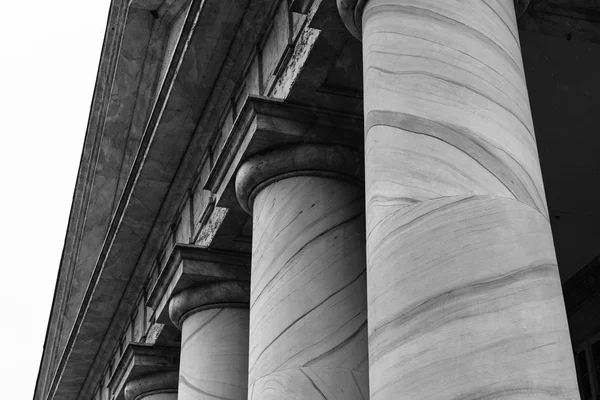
[336,0,530,39]
[168,281,250,329]
[124,371,178,400]
[147,244,250,325]
[204,96,363,211]
[235,143,362,214]
[107,343,179,400]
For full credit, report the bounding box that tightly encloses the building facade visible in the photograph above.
[35,0,600,399]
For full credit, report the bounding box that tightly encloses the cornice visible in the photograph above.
[36,0,282,399]
[33,0,131,398]
[35,0,194,397]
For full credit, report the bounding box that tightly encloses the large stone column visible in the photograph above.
[337,1,579,399]
[169,281,250,400]
[124,371,178,400]
[236,144,369,399]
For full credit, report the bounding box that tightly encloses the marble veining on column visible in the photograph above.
[249,177,369,399]
[336,0,579,399]
[238,145,370,399]
[363,0,548,217]
[179,308,249,400]
[169,281,250,400]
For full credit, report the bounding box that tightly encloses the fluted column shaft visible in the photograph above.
[169,281,250,400]
[337,0,579,399]
[236,144,369,399]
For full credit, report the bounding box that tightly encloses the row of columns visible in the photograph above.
[127,1,579,399]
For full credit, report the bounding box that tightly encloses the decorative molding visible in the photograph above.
[147,244,250,325]
[107,343,179,400]
[169,281,251,329]
[204,95,363,211]
[235,143,363,214]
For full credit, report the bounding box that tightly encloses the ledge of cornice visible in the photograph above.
[35,1,282,399]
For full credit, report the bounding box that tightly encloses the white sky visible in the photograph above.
[0,1,111,398]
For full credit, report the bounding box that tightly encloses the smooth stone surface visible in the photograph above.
[169,282,250,400]
[179,308,249,400]
[247,174,369,399]
[359,0,579,399]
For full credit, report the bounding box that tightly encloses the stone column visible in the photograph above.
[169,281,250,400]
[236,144,369,399]
[336,0,579,399]
[124,371,178,400]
